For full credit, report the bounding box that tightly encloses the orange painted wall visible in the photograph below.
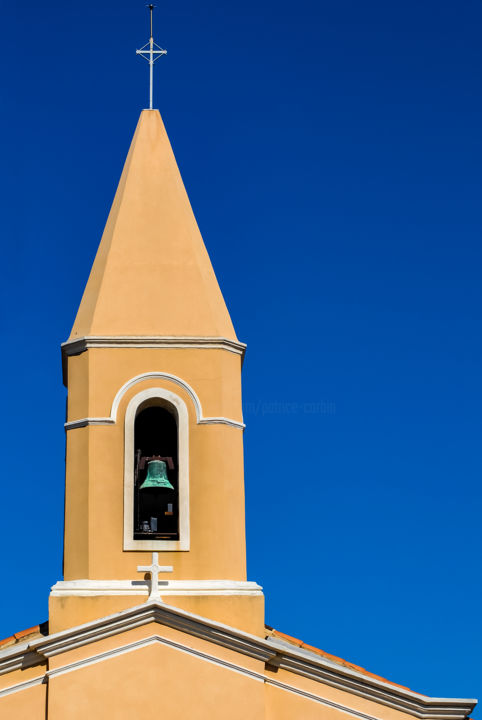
[48,641,265,720]
[0,683,46,719]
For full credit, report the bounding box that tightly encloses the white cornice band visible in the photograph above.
[0,675,45,699]
[50,579,263,597]
[0,601,476,720]
[64,417,114,430]
[65,416,244,431]
[64,371,246,431]
[62,336,246,357]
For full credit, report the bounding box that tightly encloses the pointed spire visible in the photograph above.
[70,110,237,341]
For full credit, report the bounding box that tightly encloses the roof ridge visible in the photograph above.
[265,627,413,693]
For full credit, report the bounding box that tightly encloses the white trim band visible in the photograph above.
[0,675,45,698]
[62,336,246,356]
[50,579,263,597]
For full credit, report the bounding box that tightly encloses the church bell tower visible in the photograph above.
[50,109,263,635]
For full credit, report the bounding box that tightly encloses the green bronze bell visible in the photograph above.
[139,459,174,490]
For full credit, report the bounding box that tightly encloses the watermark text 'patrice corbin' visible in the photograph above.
[242,400,336,417]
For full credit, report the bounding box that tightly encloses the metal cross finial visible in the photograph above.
[136,4,167,110]
[137,552,173,601]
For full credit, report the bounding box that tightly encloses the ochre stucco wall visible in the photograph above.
[48,639,265,720]
[49,594,265,636]
[55,341,262,635]
[63,348,247,582]
[0,682,46,719]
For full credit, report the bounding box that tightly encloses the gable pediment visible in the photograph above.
[0,601,475,720]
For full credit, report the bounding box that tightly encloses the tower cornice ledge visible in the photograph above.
[62,335,247,356]
[61,335,247,386]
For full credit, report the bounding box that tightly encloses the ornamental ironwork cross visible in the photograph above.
[137,552,173,601]
[136,4,167,110]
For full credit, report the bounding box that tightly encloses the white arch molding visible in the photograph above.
[124,387,190,551]
[64,372,245,431]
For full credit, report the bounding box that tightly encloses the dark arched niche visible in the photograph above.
[133,402,179,540]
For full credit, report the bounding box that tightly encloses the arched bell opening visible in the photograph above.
[133,402,179,541]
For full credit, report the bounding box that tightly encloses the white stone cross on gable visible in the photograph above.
[137,552,173,601]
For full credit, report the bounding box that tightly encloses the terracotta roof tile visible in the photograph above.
[0,635,15,650]
[266,627,412,692]
[14,626,41,641]
[271,630,304,647]
[0,622,48,650]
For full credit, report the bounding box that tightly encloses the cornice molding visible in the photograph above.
[0,601,476,720]
[267,640,473,720]
[62,336,247,387]
[50,579,263,597]
[65,416,244,431]
[0,648,41,675]
[0,675,45,699]
[62,335,246,357]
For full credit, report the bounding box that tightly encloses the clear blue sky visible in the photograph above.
[0,0,481,709]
